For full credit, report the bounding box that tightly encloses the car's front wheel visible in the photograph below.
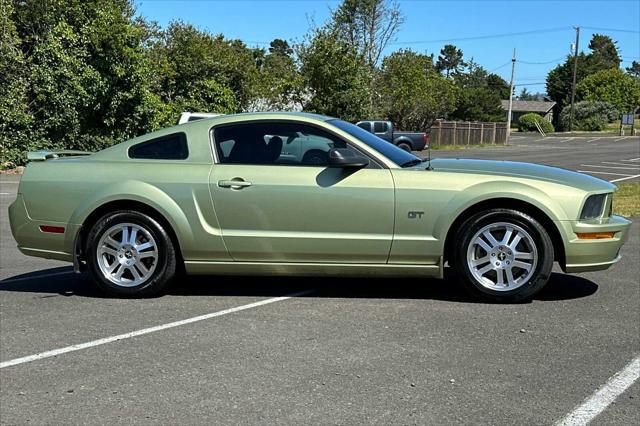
[86,210,177,297]
[453,209,554,302]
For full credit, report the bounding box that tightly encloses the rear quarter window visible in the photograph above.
[129,133,189,160]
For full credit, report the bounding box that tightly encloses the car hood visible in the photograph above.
[427,158,615,192]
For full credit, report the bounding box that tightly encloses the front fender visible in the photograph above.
[432,180,569,242]
[68,180,194,250]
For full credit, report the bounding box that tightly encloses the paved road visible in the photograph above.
[1,138,638,424]
[425,134,640,183]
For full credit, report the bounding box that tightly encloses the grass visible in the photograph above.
[613,182,640,217]
[604,118,640,133]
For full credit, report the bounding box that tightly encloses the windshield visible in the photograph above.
[328,119,422,167]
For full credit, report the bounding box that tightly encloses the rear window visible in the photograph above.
[129,133,188,160]
[373,122,388,133]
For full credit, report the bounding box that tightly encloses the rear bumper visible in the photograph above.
[557,215,631,273]
[8,194,76,262]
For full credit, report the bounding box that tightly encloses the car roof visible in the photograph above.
[191,111,335,124]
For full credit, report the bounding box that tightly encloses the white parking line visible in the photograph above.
[610,174,640,183]
[622,158,640,162]
[601,162,640,167]
[585,138,600,143]
[577,171,633,177]
[556,355,640,426]
[579,164,640,170]
[0,289,313,369]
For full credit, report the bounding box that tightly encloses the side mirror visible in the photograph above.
[328,148,369,168]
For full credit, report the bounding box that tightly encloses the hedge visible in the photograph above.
[518,113,554,133]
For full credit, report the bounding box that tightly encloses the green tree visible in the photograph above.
[518,88,544,101]
[331,0,404,110]
[588,34,621,70]
[250,39,303,111]
[268,38,293,57]
[576,68,640,112]
[148,21,261,118]
[452,59,487,88]
[0,0,38,165]
[5,0,162,163]
[436,44,465,77]
[546,34,622,116]
[450,60,508,121]
[332,0,403,69]
[377,49,459,130]
[452,88,505,122]
[626,61,640,78]
[299,29,370,121]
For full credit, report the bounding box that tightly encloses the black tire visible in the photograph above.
[302,150,329,165]
[452,209,554,302]
[397,142,412,152]
[85,210,177,297]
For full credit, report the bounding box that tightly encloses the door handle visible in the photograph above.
[218,179,252,189]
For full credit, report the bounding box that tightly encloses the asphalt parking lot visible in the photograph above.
[1,135,638,425]
[427,134,640,183]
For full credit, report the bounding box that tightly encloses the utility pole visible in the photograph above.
[569,26,580,132]
[506,48,516,142]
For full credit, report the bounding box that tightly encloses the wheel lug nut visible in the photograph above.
[491,253,496,257]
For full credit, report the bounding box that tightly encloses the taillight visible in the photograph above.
[423,134,429,146]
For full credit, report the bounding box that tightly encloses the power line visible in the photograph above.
[389,27,570,45]
[582,26,640,34]
[519,56,567,65]
[489,62,511,72]
[514,82,547,86]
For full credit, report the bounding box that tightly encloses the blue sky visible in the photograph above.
[136,0,640,94]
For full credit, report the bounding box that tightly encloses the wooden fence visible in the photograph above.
[429,121,508,146]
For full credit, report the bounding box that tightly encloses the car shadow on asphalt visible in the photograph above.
[0,267,598,303]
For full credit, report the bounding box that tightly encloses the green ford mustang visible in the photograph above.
[8,112,631,301]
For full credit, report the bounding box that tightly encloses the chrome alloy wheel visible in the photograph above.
[466,222,538,291]
[96,223,158,287]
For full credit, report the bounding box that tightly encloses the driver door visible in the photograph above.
[208,120,395,263]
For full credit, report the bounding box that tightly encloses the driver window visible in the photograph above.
[213,122,351,166]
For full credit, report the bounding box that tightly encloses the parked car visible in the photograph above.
[10,112,630,302]
[356,120,428,151]
[177,112,223,124]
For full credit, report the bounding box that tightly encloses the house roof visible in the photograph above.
[500,100,556,113]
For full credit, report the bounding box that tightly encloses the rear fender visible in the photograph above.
[68,180,194,249]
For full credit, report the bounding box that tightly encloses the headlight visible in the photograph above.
[580,194,607,219]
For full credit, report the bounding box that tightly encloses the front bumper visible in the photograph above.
[557,215,632,273]
[8,194,77,262]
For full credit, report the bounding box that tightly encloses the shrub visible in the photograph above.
[518,113,554,133]
[559,101,619,131]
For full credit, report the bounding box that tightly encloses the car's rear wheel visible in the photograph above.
[453,209,554,302]
[397,142,412,152]
[86,210,176,297]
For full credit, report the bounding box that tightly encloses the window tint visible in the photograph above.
[213,122,350,166]
[357,122,371,132]
[129,133,188,160]
[373,122,388,133]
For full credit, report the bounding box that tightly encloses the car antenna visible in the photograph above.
[424,134,433,170]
